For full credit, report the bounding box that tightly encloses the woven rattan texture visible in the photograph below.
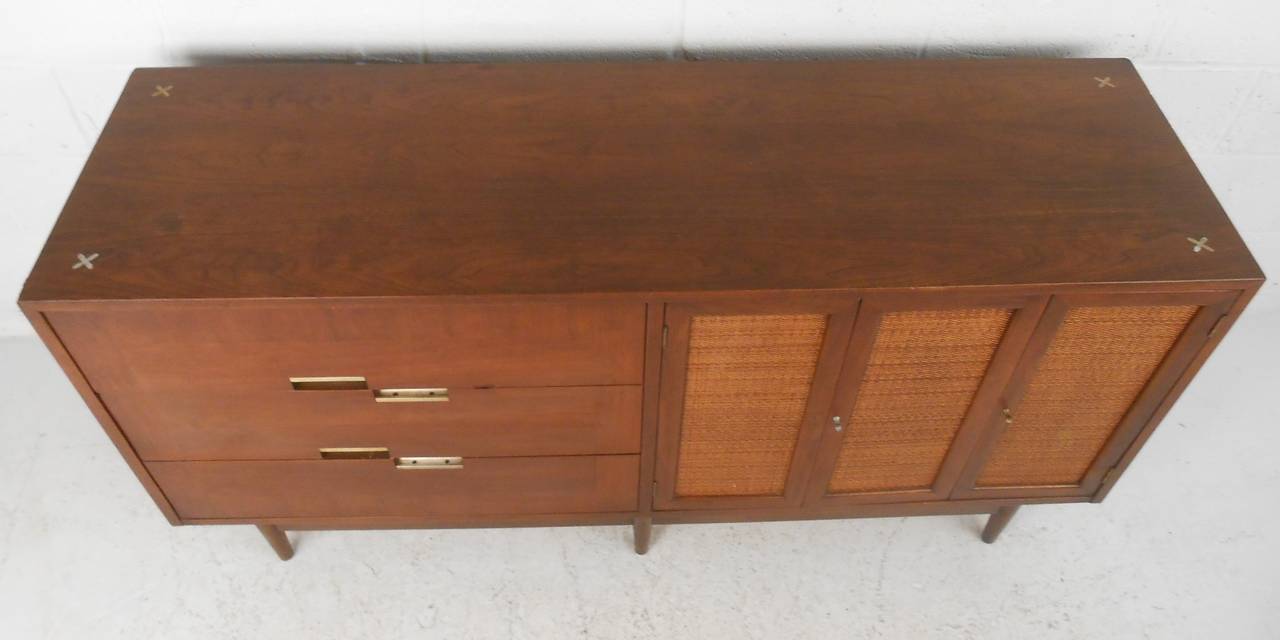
[827,308,1013,494]
[976,304,1197,488]
[674,314,827,497]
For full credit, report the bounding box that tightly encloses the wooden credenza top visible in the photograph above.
[21,59,1262,302]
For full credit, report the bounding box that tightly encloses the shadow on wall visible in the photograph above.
[179,43,1091,66]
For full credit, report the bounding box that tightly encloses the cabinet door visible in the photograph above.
[653,299,858,510]
[953,291,1237,499]
[804,294,1047,505]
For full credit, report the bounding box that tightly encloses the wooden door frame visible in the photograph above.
[950,290,1240,500]
[802,292,1050,506]
[652,295,860,511]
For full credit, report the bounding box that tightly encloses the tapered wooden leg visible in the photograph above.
[981,506,1020,544]
[256,524,294,560]
[633,515,652,555]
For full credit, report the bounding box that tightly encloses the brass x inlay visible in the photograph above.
[152,85,173,97]
[1187,237,1215,253]
[72,252,99,270]
[1094,76,1116,88]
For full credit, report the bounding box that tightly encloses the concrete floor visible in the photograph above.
[1,282,1278,638]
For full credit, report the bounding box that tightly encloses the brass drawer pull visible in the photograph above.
[290,376,368,391]
[375,388,449,403]
[395,456,463,470]
[319,447,389,460]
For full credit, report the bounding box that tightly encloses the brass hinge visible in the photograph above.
[662,325,668,349]
[1206,314,1229,338]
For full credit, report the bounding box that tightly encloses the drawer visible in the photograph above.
[150,455,640,519]
[109,385,641,460]
[46,300,645,394]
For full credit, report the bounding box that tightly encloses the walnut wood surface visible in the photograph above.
[256,524,294,561]
[106,385,641,461]
[46,300,644,392]
[632,515,652,555]
[976,303,1199,488]
[21,308,181,524]
[150,455,640,519]
[981,506,1020,544]
[653,297,859,511]
[826,307,1013,493]
[16,60,1265,555]
[21,59,1261,303]
[805,293,1048,506]
[953,290,1237,499]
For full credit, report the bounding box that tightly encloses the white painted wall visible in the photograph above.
[2,1,1278,336]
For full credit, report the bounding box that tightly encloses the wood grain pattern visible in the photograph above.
[20,308,181,524]
[20,60,1261,304]
[150,455,639,519]
[46,301,644,393]
[635,304,666,517]
[104,385,641,461]
[14,60,1264,554]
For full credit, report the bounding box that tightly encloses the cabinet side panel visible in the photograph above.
[976,305,1197,487]
[829,308,1012,493]
[21,305,181,524]
[674,314,827,497]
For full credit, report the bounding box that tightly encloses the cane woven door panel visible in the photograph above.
[975,304,1198,489]
[673,314,827,497]
[654,299,858,510]
[827,308,1013,494]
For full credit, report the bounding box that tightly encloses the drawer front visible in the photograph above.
[111,385,641,460]
[46,301,645,394]
[150,455,640,520]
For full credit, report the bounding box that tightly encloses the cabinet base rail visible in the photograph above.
[248,503,1037,560]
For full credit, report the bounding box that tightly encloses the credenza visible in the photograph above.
[20,59,1263,559]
